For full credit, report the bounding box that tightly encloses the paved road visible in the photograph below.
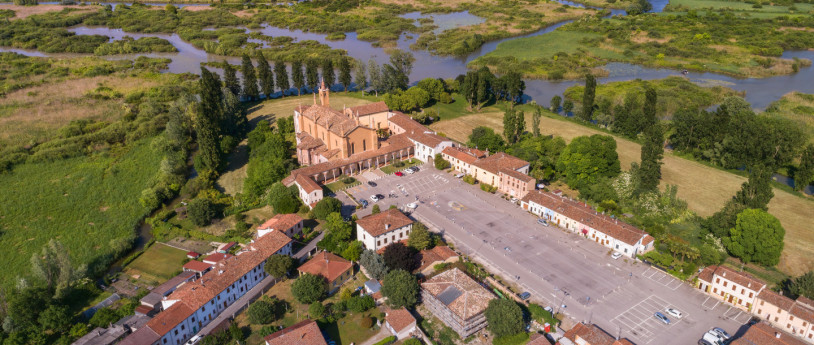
[347,166,749,345]
[294,231,325,262]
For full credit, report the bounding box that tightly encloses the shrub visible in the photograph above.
[393,161,405,168]
[463,175,476,185]
[341,176,356,184]
[373,336,397,345]
[480,183,497,193]
[309,302,326,319]
[292,273,327,304]
[313,197,342,220]
[434,154,450,170]
[360,316,374,329]
[347,295,375,313]
[187,197,217,226]
[247,299,277,324]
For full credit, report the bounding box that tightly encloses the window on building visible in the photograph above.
[723,281,727,287]
[758,309,762,314]
[775,317,779,322]
[174,330,178,335]
[181,325,185,331]
[716,278,720,283]
[791,316,795,321]
[749,292,753,298]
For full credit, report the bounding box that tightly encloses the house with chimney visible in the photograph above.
[296,251,353,294]
[521,190,654,258]
[119,230,293,345]
[356,209,414,252]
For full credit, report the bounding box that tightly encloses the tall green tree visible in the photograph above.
[515,110,526,141]
[338,58,352,91]
[795,144,814,191]
[468,126,505,153]
[268,182,299,213]
[30,240,80,298]
[389,49,415,80]
[407,222,431,250]
[485,299,524,338]
[291,273,327,304]
[221,86,246,136]
[503,107,517,144]
[223,63,240,96]
[502,71,525,104]
[368,58,383,95]
[725,209,785,266]
[256,53,274,99]
[274,60,290,96]
[354,59,367,91]
[550,95,562,113]
[241,54,259,101]
[381,269,419,308]
[360,250,388,280]
[196,68,224,174]
[643,86,658,128]
[265,254,294,279]
[734,166,774,211]
[321,59,335,88]
[563,99,574,115]
[382,242,416,272]
[557,135,621,191]
[306,59,319,92]
[291,60,305,96]
[532,105,542,137]
[580,74,596,122]
[788,271,814,299]
[475,67,494,111]
[637,123,664,193]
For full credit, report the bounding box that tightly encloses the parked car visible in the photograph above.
[360,199,369,208]
[406,202,418,209]
[702,331,725,345]
[395,171,404,177]
[186,335,203,345]
[698,340,714,345]
[654,312,670,324]
[665,307,683,318]
[544,306,554,314]
[711,328,731,339]
[370,195,381,202]
[537,218,547,226]
[519,292,531,300]
[404,168,415,174]
[510,197,519,203]
[409,166,420,172]
[611,252,623,260]
[367,181,377,187]
[455,173,465,178]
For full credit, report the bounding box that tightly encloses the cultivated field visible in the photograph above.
[431,112,814,276]
[123,243,187,285]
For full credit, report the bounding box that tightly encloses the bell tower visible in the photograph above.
[319,79,330,106]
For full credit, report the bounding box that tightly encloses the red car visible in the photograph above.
[395,171,403,176]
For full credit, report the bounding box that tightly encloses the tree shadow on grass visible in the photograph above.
[318,319,343,344]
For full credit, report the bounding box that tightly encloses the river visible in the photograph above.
[2,0,814,193]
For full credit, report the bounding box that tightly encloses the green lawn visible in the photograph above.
[324,176,361,193]
[0,138,161,289]
[124,243,187,284]
[483,31,624,60]
[667,0,814,15]
[319,311,382,345]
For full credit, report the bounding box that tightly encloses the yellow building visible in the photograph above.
[294,81,390,165]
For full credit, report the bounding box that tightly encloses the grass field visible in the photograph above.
[430,108,814,276]
[216,93,376,195]
[0,138,162,288]
[123,243,187,285]
[483,31,622,61]
[666,0,814,15]
[764,92,814,144]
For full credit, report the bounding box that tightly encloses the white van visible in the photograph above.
[187,335,203,345]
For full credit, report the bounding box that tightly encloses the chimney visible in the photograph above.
[385,224,390,231]
[776,332,781,339]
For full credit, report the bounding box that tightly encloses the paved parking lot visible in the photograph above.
[345,166,748,345]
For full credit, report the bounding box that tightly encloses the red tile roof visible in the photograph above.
[421,268,495,321]
[356,209,414,237]
[416,246,458,272]
[698,266,715,284]
[264,319,327,345]
[295,174,322,193]
[442,146,484,165]
[183,260,213,272]
[499,168,535,182]
[300,104,359,136]
[348,101,389,116]
[521,190,649,246]
[297,251,353,284]
[259,213,304,232]
[136,231,292,339]
[557,323,636,345]
[758,289,795,311]
[203,253,234,264]
[709,265,766,291]
[186,251,200,258]
[386,308,416,333]
[472,152,529,175]
[388,112,427,133]
[732,322,808,345]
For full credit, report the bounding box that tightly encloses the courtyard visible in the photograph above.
[346,164,749,345]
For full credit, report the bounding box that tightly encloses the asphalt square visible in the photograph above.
[610,295,685,344]
[641,267,682,290]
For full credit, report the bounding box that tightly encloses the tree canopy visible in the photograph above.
[264,254,294,279]
[468,126,505,153]
[313,197,342,220]
[383,242,417,272]
[725,209,785,266]
[557,135,621,191]
[360,249,389,280]
[485,298,525,338]
[291,273,327,304]
[407,222,432,251]
[381,269,419,308]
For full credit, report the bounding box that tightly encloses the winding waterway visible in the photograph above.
[2,0,814,192]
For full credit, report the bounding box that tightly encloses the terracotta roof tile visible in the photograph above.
[297,251,353,284]
[259,214,304,233]
[356,209,414,237]
[521,190,649,246]
[203,253,234,265]
[386,308,416,333]
[416,246,457,272]
[698,266,715,284]
[348,101,389,116]
[711,265,766,291]
[295,174,322,193]
[472,152,529,175]
[300,104,359,136]
[183,260,213,272]
[758,289,795,311]
[264,320,327,345]
[558,323,634,345]
[499,168,535,182]
[297,132,325,151]
[388,112,427,133]
[421,268,495,321]
[442,146,485,165]
[790,302,814,324]
[732,322,808,345]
